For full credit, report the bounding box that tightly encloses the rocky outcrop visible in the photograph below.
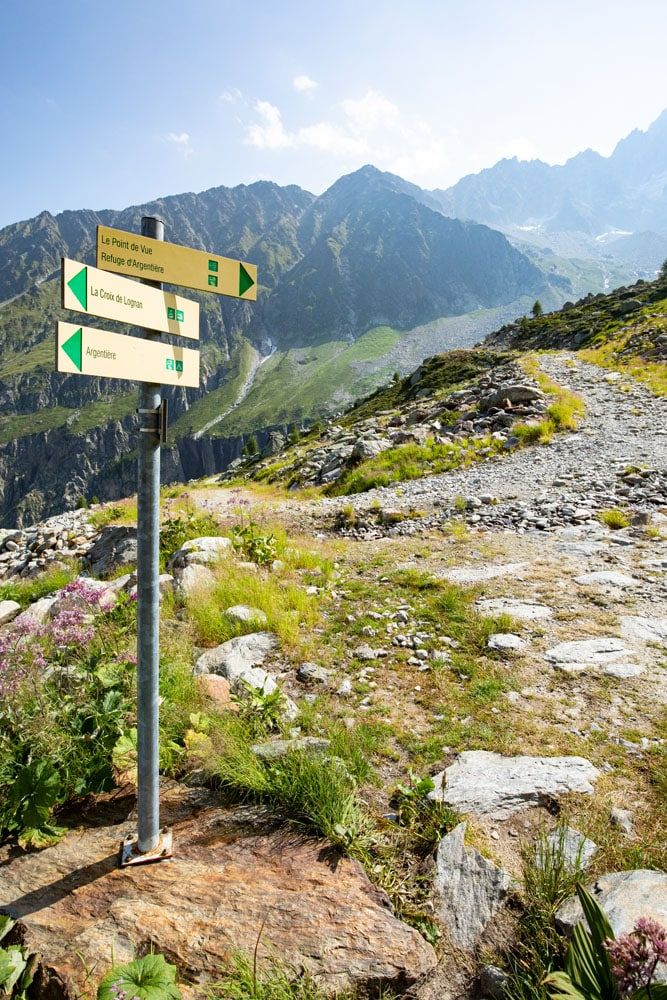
[0,785,437,995]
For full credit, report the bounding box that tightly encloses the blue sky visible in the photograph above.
[2,0,666,227]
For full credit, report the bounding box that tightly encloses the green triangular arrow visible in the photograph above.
[239,262,254,297]
[67,266,87,310]
[62,327,83,372]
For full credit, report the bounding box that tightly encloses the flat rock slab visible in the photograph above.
[433,822,514,950]
[430,751,600,820]
[557,870,667,984]
[544,637,639,675]
[574,571,639,588]
[620,616,667,643]
[476,598,553,621]
[443,563,527,585]
[0,786,436,996]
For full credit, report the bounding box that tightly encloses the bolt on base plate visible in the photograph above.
[120,827,173,867]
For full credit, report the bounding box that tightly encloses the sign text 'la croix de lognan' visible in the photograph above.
[96,225,258,301]
[61,259,199,340]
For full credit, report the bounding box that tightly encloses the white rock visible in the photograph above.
[541,827,597,873]
[487,633,527,652]
[174,563,216,596]
[557,870,667,983]
[620,616,667,643]
[443,562,526,585]
[545,637,636,675]
[170,536,231,567]
[433,822,514,950]
[574,571,639,588]
[476,598,553,621]
[429,751,600,820]
[0,600,21,626]
[225,605,268,624]
[603,663,645,678]
[14,596,58,626]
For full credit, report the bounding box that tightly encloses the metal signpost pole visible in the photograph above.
[135,215,165,858]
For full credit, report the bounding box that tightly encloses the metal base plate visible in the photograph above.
[120,827,173,867]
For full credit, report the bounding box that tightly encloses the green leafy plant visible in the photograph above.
[230,521,278,567]
[0,916,37,1000]
[97,953,181,1000]
[390,771,458,852]
[4,760,65,850]
[234,680,285,734]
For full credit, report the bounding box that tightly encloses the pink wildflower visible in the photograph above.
[606,917,667,995]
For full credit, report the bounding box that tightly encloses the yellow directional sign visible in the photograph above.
[55,321,200,387]
[61,258,200,340]
[96,225,258,301]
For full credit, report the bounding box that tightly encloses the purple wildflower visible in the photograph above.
[605,917,667,995]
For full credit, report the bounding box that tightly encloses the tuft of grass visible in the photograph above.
[0,562,77,608]
[597,507,631,530]
[210,717,371,854]
[504,825,588,1000]
[185,558,320,654]
[210,952,354,1000]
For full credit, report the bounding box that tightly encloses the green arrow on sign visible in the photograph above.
[62,327,83,371]
[239,262,254,297]
[67,265,87,311]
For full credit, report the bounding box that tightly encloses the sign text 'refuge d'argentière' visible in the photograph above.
[96,225,257,300]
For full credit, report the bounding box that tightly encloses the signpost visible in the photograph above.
[55,321,200,386]
[62,258,200,340]
[56,219,257,866]
[97,224,258,300]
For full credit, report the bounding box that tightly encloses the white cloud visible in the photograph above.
[242,88,463,187]
[220,87,242,104]
[293,74,318,94]
[164,132,194,157]
[497,136,541,162]
[297,122,366,156]
[341,89,400,132]
[245,100,292,149]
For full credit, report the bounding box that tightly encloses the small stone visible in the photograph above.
[337,678,353,697]
[225,605,268,625]
[251,737,331,760]
[479,965,509,1000]
[610,807,635,837]
[174,563,216,596]
[198,674,236,711]
[297,662,332,685]
[0,600,21,626]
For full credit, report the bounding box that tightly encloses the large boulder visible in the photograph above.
[481,384,544,410]
[83,526,137,578]
[173,563,217,597]
[433,822,514,950]
[429,751,600,820]
[0,785,437,995]
[169,536,232,569]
